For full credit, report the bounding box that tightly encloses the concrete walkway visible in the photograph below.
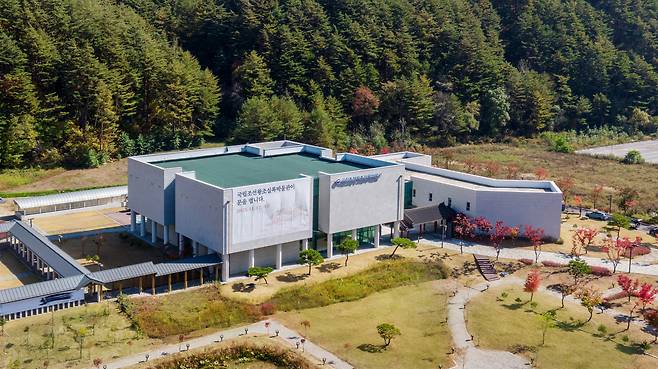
[420,234,658,276]
[96,319,353,369]
[448,278,529,369]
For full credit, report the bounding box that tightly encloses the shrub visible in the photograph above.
[541,260,565,268]
[622,245,651,258]
[259,302,276,316]
[519,258,534,265]
[622,150,644,164]
[590,266,612,276]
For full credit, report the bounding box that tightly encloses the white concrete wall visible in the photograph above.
[128,158,181,225]
[318,164,405,234]
[174,172,226,253]
[412,176,477,212]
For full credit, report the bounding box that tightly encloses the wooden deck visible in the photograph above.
[473,254,499,281]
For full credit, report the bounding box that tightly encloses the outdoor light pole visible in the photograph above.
[441,220,446,248]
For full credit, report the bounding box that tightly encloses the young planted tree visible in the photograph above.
[567,259,591,285]
[591,185,604,210]
[390,237,416,257]
[524,225,545,263]
[576,286,603,322]
[524,269,541,302]
[618,275,657,330]
[337,238,358,266]
[556,177,575,206]
[608,213,629,240]
[603,237,625,273]
[377,323,401,348]
[553,283,576,308]
[491,221,506,260]
[508,225,520,247]
[473,216,492,240]
[299,250,323,276]
[247,266,274,284]
[624,236,643,273]
[539,310,557,345]
[453,214,475,254]
[618,274,640,303]
[571,227,598,256]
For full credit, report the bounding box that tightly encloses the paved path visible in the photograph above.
[96,320,353,369]
[447,278,529,369]
[421,235,658,276]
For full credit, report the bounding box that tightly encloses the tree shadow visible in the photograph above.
[275,272,308,283]
[615,343,643,355]
[357,343,386,353]
[502,302,526,310]
[555,319,585,332]
[375,254,400,261]
[232,282,255,293]
[317,262,341,273]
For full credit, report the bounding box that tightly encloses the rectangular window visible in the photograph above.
[466,202,471,211]
[429,193,433,202]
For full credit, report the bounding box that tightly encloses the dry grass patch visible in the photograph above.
[467,285,658,369]
[0,302,157,369]
[276,280,453,369]
[433,141,658,211]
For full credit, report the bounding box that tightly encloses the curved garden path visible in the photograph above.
[447,278,530,369]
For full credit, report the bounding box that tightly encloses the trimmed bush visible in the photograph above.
[590,266,612,276]
[622,246,651,258]
[541,260,565,268]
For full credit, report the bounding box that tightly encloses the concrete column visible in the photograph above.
[163,225,169,245]
[326,233,333,258]
[140,215,146,237]
[193,241,199,256]
[151,220,157,244]
[276,244,282,269]
[178,233,184,255]
[221,255,230,282]
[393,221,401,239]
[130,210,136,233]
[374,225,381,247]
[302,239,309,251]
[248,249,255,268]
[352,229,358,240]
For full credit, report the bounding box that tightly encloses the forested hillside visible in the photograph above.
[1,0,657,169]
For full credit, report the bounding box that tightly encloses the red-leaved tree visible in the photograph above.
[618,274,640,302]
[525,225,545,263]
[491,221,506,260]
[571,227,598,256]
[623,236,643,273]
[453,213,475,254]
[618,275,658,330]
[591,184,604,210]
[524,269,541,301]
[473,216,492,241]
[603,237,625,273]
[352,86,380,120]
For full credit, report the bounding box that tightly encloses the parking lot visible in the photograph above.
[576,139,658,163]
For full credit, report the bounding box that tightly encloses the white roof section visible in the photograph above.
[14,186,127,210]
[407,171,549,192]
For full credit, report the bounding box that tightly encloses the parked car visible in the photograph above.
[649,227,658,237]
[586,210,610,221]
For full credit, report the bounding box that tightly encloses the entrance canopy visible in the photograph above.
[402,202,456,230]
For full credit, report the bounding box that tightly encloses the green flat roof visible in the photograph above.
[154,152,376,188]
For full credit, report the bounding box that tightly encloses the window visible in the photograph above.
[429,193,433,201]
[466,202,471,211]
[448,198,452,207]
[412,189,416,197]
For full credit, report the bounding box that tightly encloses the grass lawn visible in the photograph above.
[127,337,318,369]
[127,285,262,339]
[270,257,447,311]
[432,140,658,212]
[276,280,453,369]
[0,302,157,369]
[467,285,658,369]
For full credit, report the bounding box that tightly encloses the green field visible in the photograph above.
[467,285,657,369]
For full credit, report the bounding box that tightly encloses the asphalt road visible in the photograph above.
[576,139,658,163]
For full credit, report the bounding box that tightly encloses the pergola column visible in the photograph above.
[199,268,203,284]
[393,221,401,238]
[276,244,282,269]
[151,275,156,295]
[326,233,333,258]
[163,225,169,245]
[168,274,172,292]
[130,210,136,233]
